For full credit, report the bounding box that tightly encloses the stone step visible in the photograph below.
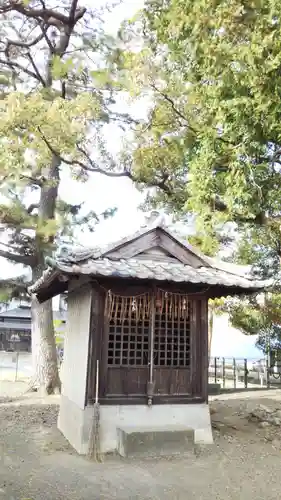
[208,382,221,395]
[117,425,195,458]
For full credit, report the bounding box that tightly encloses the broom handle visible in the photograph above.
[95,360,99,405]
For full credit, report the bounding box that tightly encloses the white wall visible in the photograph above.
[61,283,92,409]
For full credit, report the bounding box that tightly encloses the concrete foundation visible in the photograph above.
[117,426,194,458]
[58,395,213,455]
[208,382,221,395]
[59,280,213,457]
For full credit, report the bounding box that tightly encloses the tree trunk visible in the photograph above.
[31,292,61,394]
[31,154,61,394]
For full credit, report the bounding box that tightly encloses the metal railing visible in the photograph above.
[208,357,276,390]
[0,350,32,382]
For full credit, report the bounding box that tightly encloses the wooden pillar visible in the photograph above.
[208,302,213,362]
[191,296,208,401]
[86,286,105,405]
[200,297,209,402]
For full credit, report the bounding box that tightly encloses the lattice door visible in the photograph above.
[153,292,191,396]
[105,291,192,397]
[107,294,150,367]
[154,293,191,367]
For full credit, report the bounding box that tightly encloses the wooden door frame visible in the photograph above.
[88,285,206,405]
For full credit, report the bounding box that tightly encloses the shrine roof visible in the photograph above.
[28,218,271,302]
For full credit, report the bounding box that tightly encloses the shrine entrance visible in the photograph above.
[102,288,205,404]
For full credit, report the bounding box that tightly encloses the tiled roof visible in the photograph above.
[59,257,270,289]
[56,220,210,266]
[29,255,270,295]
[28,220,271,297]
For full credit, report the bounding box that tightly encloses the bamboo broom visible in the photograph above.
[88,360,103,462]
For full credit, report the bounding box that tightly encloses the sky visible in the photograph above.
[0,0,262,358]
[211,314,262,359]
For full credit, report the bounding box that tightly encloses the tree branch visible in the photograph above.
[38,127,173,192]
[150,82,234,146]
[0,241,21,252]
[211,195,267,225]
[0,247,33,265]
[6,32,45,51]
[26,52,46,86]
[20,174,43,187]
[0,276,31,298]
[39,22,55,54]
[0,57,43,82]
[150,82,198,134]
[38,127,134,178]
[27,203,39,215]
[69,0,79,24]
[0,2,72,26]
[2,1,87,27]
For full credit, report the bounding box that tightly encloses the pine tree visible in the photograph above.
[0,0,137,393]
[225,228,281,353]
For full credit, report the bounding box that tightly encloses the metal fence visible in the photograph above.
[209,356,281,390]
[0,350,64,383]
[1,351,280,390]
[0,350,32,382]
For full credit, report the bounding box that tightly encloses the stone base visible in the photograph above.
[208,383,221,395]
[117,426,194,458]
[58,395,213,455]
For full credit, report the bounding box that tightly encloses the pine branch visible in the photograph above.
[38,128,135,179]
[0,1,86,27]
[0,247,34,265]
[38,127,173,193]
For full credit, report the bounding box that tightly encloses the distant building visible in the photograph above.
[0,303,67,352]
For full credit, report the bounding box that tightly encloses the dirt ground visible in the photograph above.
[1,386,281,499]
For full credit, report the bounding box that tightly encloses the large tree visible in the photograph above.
[120,0,281,255]
[0,0,139,393]
[118,0,281,352]
[223,228,281,353]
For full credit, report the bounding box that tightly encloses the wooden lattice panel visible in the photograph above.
[107,291,191,368]
[107,294,150,366]
[154,293,190,367]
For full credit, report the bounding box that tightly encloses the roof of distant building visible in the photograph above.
[0,304,66,331]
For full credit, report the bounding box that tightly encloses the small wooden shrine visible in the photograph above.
[29,216,269,456]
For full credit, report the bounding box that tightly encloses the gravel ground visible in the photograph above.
[1,389,281,499]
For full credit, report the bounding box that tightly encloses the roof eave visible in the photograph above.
[30,267,271,304]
